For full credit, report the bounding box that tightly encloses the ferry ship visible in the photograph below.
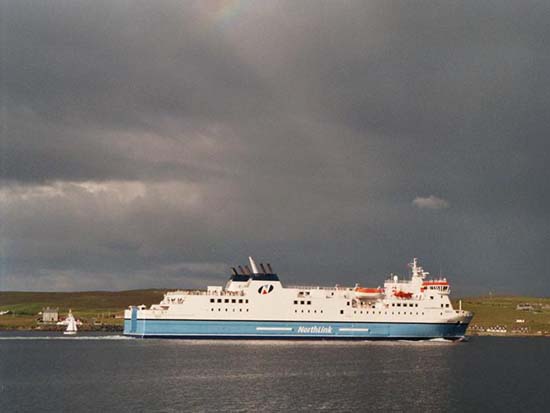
[123,257,473,340]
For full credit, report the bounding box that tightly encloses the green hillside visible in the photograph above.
[0,290,166,330]
[456,296,550,335]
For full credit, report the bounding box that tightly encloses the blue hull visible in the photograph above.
[124,318,469,340]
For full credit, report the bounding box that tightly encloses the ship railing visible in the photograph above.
[166,289,245,296]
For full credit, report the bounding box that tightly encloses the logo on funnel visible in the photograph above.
[258,285,274,295]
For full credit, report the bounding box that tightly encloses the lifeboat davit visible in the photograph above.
[394,290,413,299]
[355,287,383,300]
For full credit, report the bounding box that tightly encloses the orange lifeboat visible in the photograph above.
[355,287,383,300]
[393,290,413,299]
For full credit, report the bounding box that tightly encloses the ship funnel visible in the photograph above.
[238,265,246,275]
[248,256,260,274]
[266,263,273,273]
[259,263,267,274]
[231,267,238,276]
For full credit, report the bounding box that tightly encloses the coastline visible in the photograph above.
[2,291,549,337]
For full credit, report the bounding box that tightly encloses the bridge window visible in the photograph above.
[239,299,243,304]
[224,299,229,303]
[445,304,450,308]
[340,310,344,314]
[231,299,236,303]
[300,301,305,305]
[245,299,249,303]
[210,299,215,303]
[217,299,222,303]
[307,301,311,305]
[397,303,401,307]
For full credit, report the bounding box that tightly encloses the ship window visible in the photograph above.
[224,299,229,303]
[320,310,323,313]
[300,301,305,305]
[430,296,434,300]
[239,299,243,304]
[246,309,249,312]
[239,309,242,312]
[392,312,394,315]
[403,303,407,307]
[392,303,395,307]
[294,300,298,305]
[210,299,215,303]
[245,299,249,303]
[331,292,334,296]
[218,308,221,311]
[307,301,311,305]
[410,312,413,315]
[422,312,424,315]
[446,304,450,308]
[217,299,222,303]
[354,311,356,314]
[379,311,381,314]
[340,310,344,314]
[397,303,401,307]
[306,292,310,295]
[301,310,304,313]
[441,304,444,308]
[233,309,235,312]
[314,310,317,313]
[295,310,297,313]
[225,308,228,311]
[385,312,387,315]
[307,310,310,313]
[211,308,214,311]
[231,299,236,303]
[415,304,418,307]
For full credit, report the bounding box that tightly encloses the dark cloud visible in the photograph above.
[1,1,549,295]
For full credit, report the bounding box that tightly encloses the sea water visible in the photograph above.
[0,332,548,412]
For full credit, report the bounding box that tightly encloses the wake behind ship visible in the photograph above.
[124,257,473,340]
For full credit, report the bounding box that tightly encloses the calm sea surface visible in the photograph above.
[0,333,548,412]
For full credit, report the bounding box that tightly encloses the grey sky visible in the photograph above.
[1,0,549,295]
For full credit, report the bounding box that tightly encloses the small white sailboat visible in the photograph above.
[63,309,78,335]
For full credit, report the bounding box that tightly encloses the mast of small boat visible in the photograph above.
[64,309,77,335]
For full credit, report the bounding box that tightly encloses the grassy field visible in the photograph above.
[0,290,166,330]
[455,296,550,335]
[1,291,550,335]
